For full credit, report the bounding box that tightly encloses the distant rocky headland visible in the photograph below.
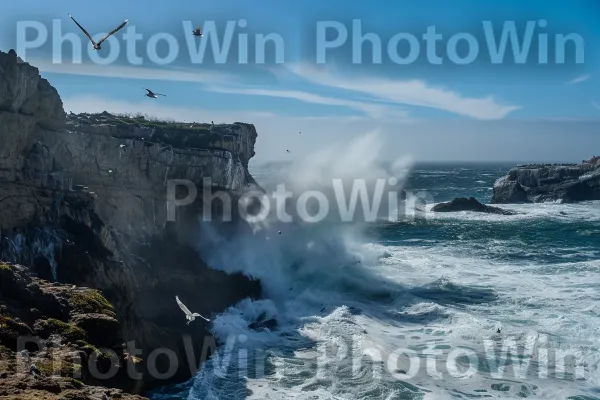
[0,49,263,398]
[492,157,600,203]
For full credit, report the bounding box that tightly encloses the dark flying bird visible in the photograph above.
[192,26,203,36]
[144,88,166,99]
[68,14,128,50]
[286,150,291,153]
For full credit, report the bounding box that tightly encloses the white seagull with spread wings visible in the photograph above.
[176,296,210,324]
[68,14,128,50]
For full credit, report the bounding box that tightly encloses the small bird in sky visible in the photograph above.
[144,88,166,99]
[192,26,203,36]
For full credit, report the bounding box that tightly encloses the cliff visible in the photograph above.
[491,158,600,204]
[0,49,262,395]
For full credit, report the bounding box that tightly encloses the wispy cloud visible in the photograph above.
[568,74,591,85]
[205,86,408,119]
[29,58,234,84]
[27,57,517,121]
[592,101,600,111]
[285,64,521,120]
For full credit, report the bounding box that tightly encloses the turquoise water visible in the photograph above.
[153,161,600,400]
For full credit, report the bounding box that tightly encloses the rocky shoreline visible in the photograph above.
[0,49,263,398]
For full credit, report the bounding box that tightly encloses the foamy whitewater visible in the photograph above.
[151,133,600,400]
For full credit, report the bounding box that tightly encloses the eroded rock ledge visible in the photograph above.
[491,157,600,204]
[0,49,263,396]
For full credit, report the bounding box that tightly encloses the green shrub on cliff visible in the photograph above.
[64,377,85,389]
[71,290,115,317]
[75,339,112,359]
[0,262,13,271]
[36,318,87,343]
[36,358,82,377]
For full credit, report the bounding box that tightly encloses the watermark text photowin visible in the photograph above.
[165,178,434,223]
[15,19,584,65]
[12,333,588,383]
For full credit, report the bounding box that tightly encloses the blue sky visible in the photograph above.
[2,0,600,163]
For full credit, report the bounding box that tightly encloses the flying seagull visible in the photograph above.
[144,88,166,99]
[176,296,210,324]
[192,26,203,36]
[68,14,128,50]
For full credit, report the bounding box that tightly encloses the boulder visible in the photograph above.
[432,197,516,215]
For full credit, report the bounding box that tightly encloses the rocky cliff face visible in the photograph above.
[491,158,600,204]
[0,49,262,395]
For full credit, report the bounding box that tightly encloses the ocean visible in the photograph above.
[151,138,600,400]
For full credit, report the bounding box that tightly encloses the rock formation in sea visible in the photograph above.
[431,197,516,215]
[0,49,263,396]
[491,158,600,204]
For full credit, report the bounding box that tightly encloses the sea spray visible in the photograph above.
[171,132,417,399]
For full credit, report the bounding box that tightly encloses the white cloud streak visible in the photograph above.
[285,64,521,120]
[568,74,591,85]
[205,86,409,119]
